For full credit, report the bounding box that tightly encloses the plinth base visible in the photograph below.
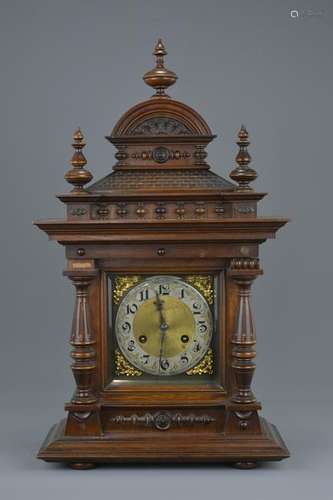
[37,416,289,467]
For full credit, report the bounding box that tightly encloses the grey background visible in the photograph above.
[1,0,332,498]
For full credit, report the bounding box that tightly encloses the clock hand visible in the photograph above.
[158,322,168,373]
[154,291,169,373]
[154,291,168,331]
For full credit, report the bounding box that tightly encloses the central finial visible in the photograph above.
[143,39,178,97]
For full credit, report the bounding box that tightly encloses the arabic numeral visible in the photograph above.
[139,289,149,301]
[160,359,170,370]
[159,284,170,295]
[127,340,136,352]
[193,340,201,352]
[126,303,138,314]
[192,302,202,314]
[121,321,131,333]
[198,320,207,333]
[142,354,150,365]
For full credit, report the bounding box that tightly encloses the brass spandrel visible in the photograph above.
[185,275,214,305]
[112,276,142,305]
[186,348,214,376]
[115,349,143,377]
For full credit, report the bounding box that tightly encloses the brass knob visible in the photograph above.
[157,248,166,256]
[77,248,86,256]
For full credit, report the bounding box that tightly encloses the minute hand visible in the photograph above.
[154,292,169,372]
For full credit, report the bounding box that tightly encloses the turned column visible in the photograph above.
[229,259,261,404]
[63,270,98,404]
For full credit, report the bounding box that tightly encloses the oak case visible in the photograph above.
[35,40,289,469]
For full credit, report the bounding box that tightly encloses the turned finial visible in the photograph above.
[143,39,178,97]
[229,126,257,190]
[64,128,93,192]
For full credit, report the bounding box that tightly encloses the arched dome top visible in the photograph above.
[110,98,213,138]
[104,39,217,174]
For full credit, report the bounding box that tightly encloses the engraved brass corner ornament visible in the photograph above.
[113,276,142,305]
[186,348,213,376]
[115,349,143,377]
[185,275,214,305]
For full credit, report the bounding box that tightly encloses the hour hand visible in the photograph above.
[154,291,168,331]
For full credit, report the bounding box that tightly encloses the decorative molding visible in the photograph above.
[234,411,254,431]
[185,275,214,305]
[135,203,146,218]
[175,202,186,219]
[89,201,256,221]
[115,349,143,377]
[215,205,225,215]
[70,207,87,216]
[95,205,110,219]
[110,411,215,431]
[236,206,256,215]
[131,117,192,136]
[155,202,167,219]
[152,146,170,163]
[230,258,259,270]
[130,149,191,161]
[112,276,142,305]
[194,202,206,218]
[194,144,208,166]
[116,202,128,217]
[186,348,213,376]
[115,145,128,167]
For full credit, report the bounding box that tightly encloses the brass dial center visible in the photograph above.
[133,296,196,358]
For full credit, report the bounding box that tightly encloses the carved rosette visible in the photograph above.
[64,270,98,404]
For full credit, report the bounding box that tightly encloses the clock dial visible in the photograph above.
[115,276,213,376]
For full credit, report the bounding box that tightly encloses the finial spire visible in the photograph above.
[229,126,257,190]
[143,38,177,97]
[64,128,93,192]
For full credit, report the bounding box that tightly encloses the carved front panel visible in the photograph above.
[102,407,223,434]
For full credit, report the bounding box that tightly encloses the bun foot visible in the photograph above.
[68,462,97,470]
[231,461,258,469]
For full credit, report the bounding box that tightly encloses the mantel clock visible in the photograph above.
[35,40,290,469]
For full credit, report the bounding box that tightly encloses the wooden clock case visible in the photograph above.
[35,40,289,469]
